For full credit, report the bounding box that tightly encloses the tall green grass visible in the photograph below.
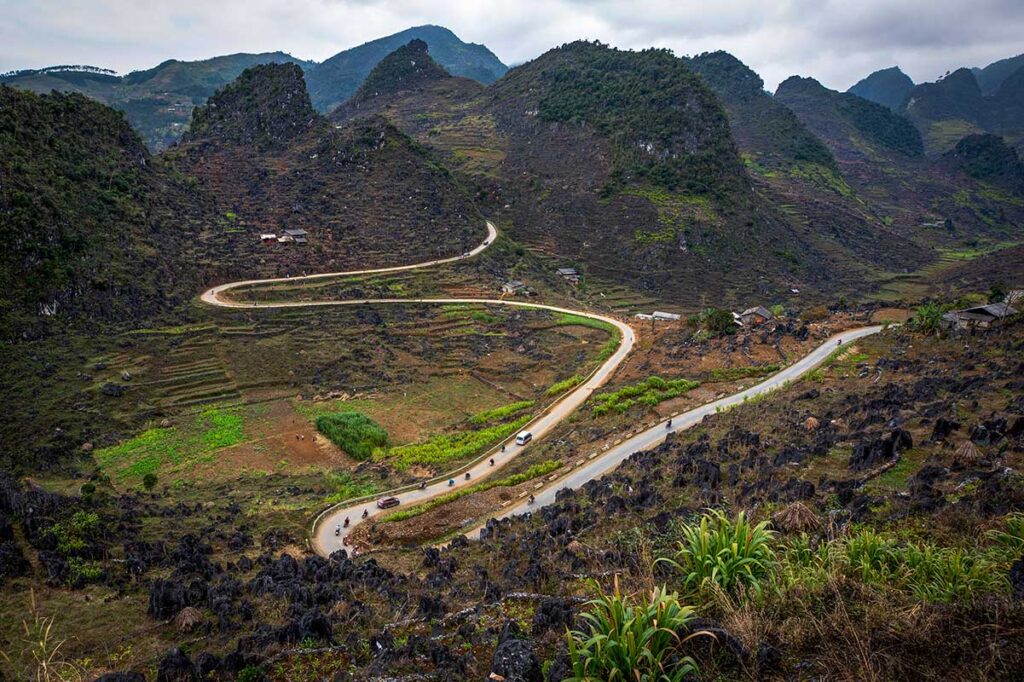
[315,412,389,461]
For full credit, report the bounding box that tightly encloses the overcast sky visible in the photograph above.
[2,0,1022,91]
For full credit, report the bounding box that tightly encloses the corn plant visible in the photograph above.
[906,547,1004,603]
[658,510,776,596]
[566,576,704,682]
[986,512,1024,555]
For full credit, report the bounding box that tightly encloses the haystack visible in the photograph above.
[953,440,984,468]
[174,606,203,632]
[773,501,821,533]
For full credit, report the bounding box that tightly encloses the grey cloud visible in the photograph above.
[1,0,1021,91]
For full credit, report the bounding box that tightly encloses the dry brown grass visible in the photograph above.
[773,502,821,534]
[953,440,984,468]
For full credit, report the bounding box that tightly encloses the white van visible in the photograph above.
[515,431,533,446]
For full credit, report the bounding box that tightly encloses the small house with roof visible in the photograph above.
[501,280,528,295]
[941,302,1017,330]
[556,267,580,285]
[735,306,774,327]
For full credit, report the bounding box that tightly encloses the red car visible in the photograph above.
[376,497,400,509]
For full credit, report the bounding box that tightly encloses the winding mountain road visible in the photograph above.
[200,220,882,557]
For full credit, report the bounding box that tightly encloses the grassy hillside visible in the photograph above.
[776,75,1024,248]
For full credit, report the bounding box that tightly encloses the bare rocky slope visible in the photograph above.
[172,62,485,281]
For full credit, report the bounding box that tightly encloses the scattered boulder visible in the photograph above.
[156,647,197,682]
[1011,556,1024,601]
[849,429,912,471]
[491,621,542,682]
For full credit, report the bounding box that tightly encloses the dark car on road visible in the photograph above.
[376,497,400,509]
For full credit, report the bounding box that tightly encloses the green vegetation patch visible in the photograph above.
[468,400,535,425]
[552,312,616,334]
[381,459,561,523]
[315,412,389,461]
[546,374,584,397]
[708,364,780,382]
[381,415,531,471]
[592,376,700,416]
[323,471,378,505]
[95,407,247,483]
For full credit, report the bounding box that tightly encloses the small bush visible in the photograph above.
[567,578,702,682]
[659,510,775,595]
[315,412,389,461]
[986,512,1024,554]
[911,302,947,334]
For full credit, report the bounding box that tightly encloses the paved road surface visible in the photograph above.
[200,219,883,557]
[199,221,636,557]
[469,325,883,534]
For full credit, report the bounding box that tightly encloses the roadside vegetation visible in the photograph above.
[707,363,780,382]
[468,400,535,425]
[592,376,700,415]
[546,374,583,397]
[380,460,562,523]
[380,415,531,471]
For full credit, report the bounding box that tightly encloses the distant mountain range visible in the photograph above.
[2,31,1021,334]
[0,25,506,150]
[846,54,1024,156]
[305,25,506,112]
